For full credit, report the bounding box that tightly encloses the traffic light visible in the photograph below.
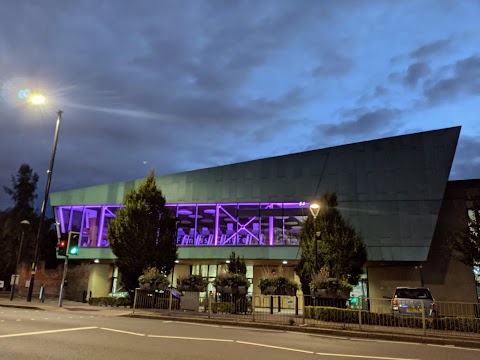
[58,235,67,256]
[68,232,80,255]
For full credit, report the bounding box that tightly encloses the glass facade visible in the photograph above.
[54,202,311,249]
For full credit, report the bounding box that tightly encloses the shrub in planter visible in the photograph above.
[309,267,352,299]
[177,274,209,292]
[138,267,169,291]
[214,271,250,294]
[258,267,299,296]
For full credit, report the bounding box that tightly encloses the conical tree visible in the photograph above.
[108,170,177,292]
[295,192,367,294]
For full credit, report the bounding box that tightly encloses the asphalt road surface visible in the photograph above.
[1,306,479,360]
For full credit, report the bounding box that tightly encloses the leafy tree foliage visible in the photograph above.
[295,192,367,294]
[4,164,39,218]
[0,164,38,283]
[227,251,247,275]
[448,198,480,267]
[108,170,177,292]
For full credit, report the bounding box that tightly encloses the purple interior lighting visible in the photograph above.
[55,202,309,249]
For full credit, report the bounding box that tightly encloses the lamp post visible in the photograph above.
[26,98,64,302]
[309,201,321,271]
[10,220,30,301]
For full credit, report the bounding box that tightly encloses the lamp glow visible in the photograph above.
[30,94,46,105]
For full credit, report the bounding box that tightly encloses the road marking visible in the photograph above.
[30,319,35,321]
[316,353,418,360]
[148,335,233,342]
[0,326,98,339]
[16,319,21,321]
[163,320,173,323]
[236,341,314,354]
[101,328,145,336]
[427,344,480,352]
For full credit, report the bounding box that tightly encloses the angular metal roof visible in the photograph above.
[51,127,460,261]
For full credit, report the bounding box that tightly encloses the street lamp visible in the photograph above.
[309,201,321,271]
[10,220,30,301]
[26,93,64,302]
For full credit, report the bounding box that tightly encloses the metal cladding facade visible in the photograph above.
[50,127,461,262]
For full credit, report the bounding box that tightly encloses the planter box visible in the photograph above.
[139,283,153,291]
[261,286,275,295]
[155,282,168,291]
[177,285,206,292]
[311,288,349,299]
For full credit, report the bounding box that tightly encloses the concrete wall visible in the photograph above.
[367,180,479,308]
[87,264,111,298]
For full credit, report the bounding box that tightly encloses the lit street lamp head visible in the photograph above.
[309,201,321,218]
[29,94,46,105]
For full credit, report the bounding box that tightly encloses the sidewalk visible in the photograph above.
[0,295,133,317]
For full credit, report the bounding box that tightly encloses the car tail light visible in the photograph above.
[392,298,398,310]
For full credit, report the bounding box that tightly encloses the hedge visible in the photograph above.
[88,296,131,307]
[304,306,480,333]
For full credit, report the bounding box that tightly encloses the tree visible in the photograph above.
[448,198,480,267]
[3,164,38,218]
[295,192,367,294]
[0,164,40,284]
[108,170,177,292]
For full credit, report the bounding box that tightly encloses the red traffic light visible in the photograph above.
[58,239,67,256]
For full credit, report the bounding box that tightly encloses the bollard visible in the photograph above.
[278,296,281,312]
[295,296,299,316]
[39,285,45,303]
[252,294,256,322]
[270,296,274,314]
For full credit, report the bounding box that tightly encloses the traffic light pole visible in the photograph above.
[58,232,71,307]
[27,110,63,302]
[58,255,69,307]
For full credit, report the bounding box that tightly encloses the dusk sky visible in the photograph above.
[1,0,479,210]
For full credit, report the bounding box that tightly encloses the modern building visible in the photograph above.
[49,126,479,303]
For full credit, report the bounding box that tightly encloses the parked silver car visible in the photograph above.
[392,287,436,317]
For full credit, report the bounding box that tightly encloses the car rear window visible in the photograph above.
[395,288,432,299]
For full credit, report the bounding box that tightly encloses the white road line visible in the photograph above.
[148,335,233,342]
[236,341,314,354]
[427,344,480,352]
[100,328,145,336]
[316,353,418,360]
[163,320,173,323]
[0,326,98,339]
[16,319,21,321]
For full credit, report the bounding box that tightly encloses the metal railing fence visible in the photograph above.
[132,290,480,338]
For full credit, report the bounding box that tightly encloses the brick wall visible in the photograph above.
[16,261,91,302]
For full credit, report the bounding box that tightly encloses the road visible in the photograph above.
[1,306,479,360]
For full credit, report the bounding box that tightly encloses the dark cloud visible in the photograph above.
[312,52,353,77]
[374,86,388,97]
[0,1,478,210]
[317,108,402,139]
[410,39,451,59]
[423,55,480,104]
[404,62,431,87]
